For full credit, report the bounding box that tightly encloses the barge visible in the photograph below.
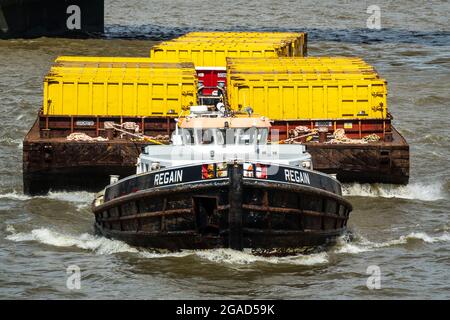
[0,0,104,39]
[22,32,410,195]
[91,107,352,250]
[23,115,409,195]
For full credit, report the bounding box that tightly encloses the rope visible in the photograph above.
[326,129,381,144]
[67,122,169,144]
[363,133,381,142]
[66,132,108,142]
[122,122,139,132]
[281,127,382,144]
[109,122,168,145]
[282,126,317,144]
[142,135,170,144]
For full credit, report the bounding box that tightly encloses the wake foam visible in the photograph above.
[342,182,446,201]
[6,226,448,264]
[5,226,328,265]
[139,251,193,259]
[402,232,450,243]
[194,249,328,266]
[335,231,450,254]
[0,137,23,149]
[45,191,95,210]
[0,191,32,201]
[0,191,94,209]
[6,227,138,255]
[45,191,95,203]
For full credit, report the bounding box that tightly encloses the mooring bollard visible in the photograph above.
[105,128,114,140]
[109,175,120,185]
[40,129,51,139]
[318,127,329,143]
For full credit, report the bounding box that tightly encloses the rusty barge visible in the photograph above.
[23,113,409,195]
[22,32,410,195]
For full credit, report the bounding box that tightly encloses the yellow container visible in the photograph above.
[55,56,160,63]
[50,65,194,79]
[43,58,197,116]
[150,32,307,67]
[228,68,377,76]
[168,40,299,57]
[227,78,387,120]
[175,36,305,56]
[226,58,371,72]
[226,58,381,103]
[229,72,379,82]
[180,31,304,38]
[176,32,307,56]
[226,57,372,69]
[53,56,195,75]
[150,43,285,67]
[226,58,376,79]
[226,56,384,120]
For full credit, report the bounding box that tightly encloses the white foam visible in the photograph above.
[139,248,329,266]
[46,191,95,203]
[335,231,450,254]
[401,232,450,243]
[6,228,138,255]
[334,241,373,254]
[334,234,377,254]
[0,191,94,209]
[6,225,16,233]
[45,191,95,210]
[7,226,447,265]
[123,248,329,265]
[0,191,32,201]
[0,137,23,148]
[4,226,328,265]
[342,182,446,201]
[139,251,193,259]
[436,224,450,232]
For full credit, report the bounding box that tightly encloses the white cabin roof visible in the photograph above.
[179,116,271,129]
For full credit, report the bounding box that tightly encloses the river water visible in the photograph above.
[0,0,449,299]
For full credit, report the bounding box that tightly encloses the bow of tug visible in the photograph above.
[92,161,352,251]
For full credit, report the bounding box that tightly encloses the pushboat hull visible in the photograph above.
[92,162,352,251]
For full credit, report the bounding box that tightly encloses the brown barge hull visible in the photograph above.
[22,118,409,195]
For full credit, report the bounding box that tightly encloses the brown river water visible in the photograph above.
[0,0,449,299]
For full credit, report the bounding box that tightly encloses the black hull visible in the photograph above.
[92,162,352,251]
[94,224,346,251]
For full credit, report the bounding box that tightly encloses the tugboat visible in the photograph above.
[92,105,352,251]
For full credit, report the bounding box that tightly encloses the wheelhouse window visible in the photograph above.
[180,127,269,145]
